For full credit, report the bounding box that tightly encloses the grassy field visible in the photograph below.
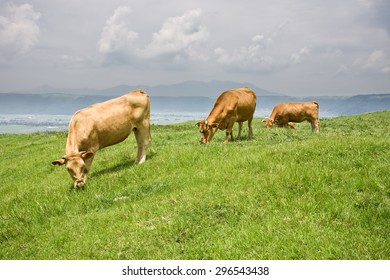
[0,111,389,260]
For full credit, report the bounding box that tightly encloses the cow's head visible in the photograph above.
[196,120,218,144]
[52,151,94,189]
[262,119,274,128]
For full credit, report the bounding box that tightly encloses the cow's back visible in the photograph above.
[68,89,150,151]
[213,87,256,120]
[234,87,256,121]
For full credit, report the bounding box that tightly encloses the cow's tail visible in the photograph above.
[313,101,319,109]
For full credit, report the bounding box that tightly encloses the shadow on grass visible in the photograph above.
[92,151,157,179]
[92,160,136,178]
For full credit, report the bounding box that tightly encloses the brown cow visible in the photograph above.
[196,87,256,144]
[52,89,151,189]
[263,101,320,132]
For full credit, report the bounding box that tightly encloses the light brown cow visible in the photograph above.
[52,89,151,189]
[196,87,256,144]
[263,101,320,132]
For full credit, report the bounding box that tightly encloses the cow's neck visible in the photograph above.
[65,133,80,155]
[268,111,277,122]
[207,106,225,126]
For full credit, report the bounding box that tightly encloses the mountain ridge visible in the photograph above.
[0,91,389,117]
[16,80,278,97]
[2,80,389,116]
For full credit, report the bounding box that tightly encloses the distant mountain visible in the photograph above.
[0,91,389,117]
[136,80,277,97]
[0,93,215,115]
[0,93,110,115]
[19,80,277,97]
[3,81,389,117]
[22,85,102,96]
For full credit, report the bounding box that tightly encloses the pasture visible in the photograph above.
[0,111,389,259]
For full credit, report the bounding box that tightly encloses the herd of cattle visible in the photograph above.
[52,87,320,189]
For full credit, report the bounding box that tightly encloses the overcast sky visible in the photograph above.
[0,0,389,96]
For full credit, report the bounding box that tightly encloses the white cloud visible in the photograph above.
[214,32,309,73]
[98,7,208,65]
[214,35,269,66]
[358,0,382,8]
[59,54,93,67]
[337,64,349,74]
[381,66,390,73]
[365,50,385,68]
[290,47,310,64]
[98,6,138,55]
[0,3,40,63]
[355,49,390,73]
[142,9,208,58]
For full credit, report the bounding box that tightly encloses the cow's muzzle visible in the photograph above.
[199,137,207,144]
[73,177,85,189]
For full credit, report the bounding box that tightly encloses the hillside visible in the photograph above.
[0,111,389,259]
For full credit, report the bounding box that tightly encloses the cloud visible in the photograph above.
[98,6,138,55]
[98,7,208,65]
[290,47,310,64]
[375,1,390,35]
[355,49,390,73]
[142,9,209,59]
[214,35,270,66]
[337,64,349,74]
[359,0,390,35]
[59,54,93,67]
[0,3,40,63]
[214,31,308,73]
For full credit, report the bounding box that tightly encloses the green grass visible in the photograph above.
[0,111,389,259]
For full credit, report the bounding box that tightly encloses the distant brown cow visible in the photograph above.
[196,87,257,144]
[52,89,151,189]
[263,101,320,132]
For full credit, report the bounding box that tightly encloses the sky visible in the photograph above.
[0,0,389,96]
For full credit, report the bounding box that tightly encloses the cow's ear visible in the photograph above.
[262,119,267,123]
[210,123,218,128]
[52,157,66,166]
[195,122,201,127]
[81,151,94,160]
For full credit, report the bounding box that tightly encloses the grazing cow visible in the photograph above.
[263,101,320,132]
[196,87,256,144]
[52,89,151,189]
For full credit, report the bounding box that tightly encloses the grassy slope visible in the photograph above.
[0,111,389,260]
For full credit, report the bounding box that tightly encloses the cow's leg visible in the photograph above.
[224,119,236,143]
[287,122,296,129]
[134,122,151,164]
[247,118,253,138]
[237,122,243,139]
[311,119,320,132]
[224,131,232,143]
[224,130,234,143]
